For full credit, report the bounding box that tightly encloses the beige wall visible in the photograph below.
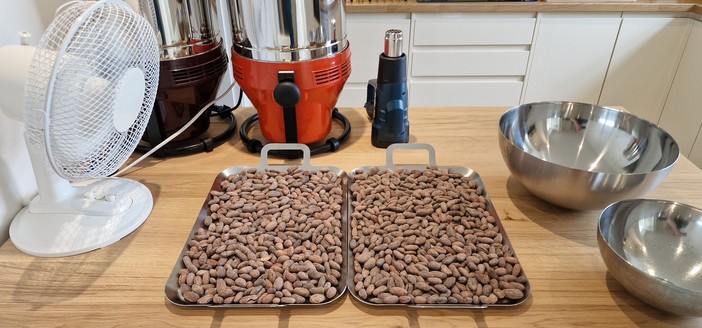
[0,0,70,244]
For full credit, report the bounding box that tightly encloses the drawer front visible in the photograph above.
[412,50,530,76]
[414,17,536,46]
[409,81,523,107]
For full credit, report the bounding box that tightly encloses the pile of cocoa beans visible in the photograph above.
[350,167,527,305]
[178,167,344,305]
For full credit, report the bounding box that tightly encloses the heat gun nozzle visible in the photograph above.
[383,29,403,58]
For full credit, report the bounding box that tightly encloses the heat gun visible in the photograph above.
[365,29,409,148]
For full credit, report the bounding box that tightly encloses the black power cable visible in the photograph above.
[136,88,244,157]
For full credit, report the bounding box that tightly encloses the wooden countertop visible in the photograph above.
[1,107,701,327]
[345,0,702,15]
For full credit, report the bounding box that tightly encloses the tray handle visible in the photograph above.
[386,143,437,167]
[260,143,312,169]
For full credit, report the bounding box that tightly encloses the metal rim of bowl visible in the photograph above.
[498,101,681,176]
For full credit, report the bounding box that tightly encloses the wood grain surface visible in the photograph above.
[0,107,701,327]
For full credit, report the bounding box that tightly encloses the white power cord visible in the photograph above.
[111,81,238,177]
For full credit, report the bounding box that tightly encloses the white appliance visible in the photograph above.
[0,0,160,257]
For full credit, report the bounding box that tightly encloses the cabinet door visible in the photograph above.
[599,14,692,123]
[336,13,411,108]
[659,20,702,160]
[522,13,621,104]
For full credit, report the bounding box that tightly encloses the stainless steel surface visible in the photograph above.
[383,29,403,58]
[165,144,348,307]
[598,199,702,316]
[228,0,347,62]
[347,144,530,308]
[498,101,679,211]
[134,0,221,59]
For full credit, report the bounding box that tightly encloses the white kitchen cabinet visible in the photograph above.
[410,13,536,107]
[522,12,621,104]
[599,13,692,124]
[658,20,702,164]
[336,13,411,108]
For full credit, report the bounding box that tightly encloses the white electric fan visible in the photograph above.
[0,0,159,257]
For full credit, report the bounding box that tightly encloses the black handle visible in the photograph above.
[273,72,300,143]
[365,79,377,120]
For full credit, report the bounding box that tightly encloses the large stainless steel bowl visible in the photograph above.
[598,199,702,316]
[498,101,680,211]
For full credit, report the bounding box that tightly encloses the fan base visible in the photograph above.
[9,178,153,257]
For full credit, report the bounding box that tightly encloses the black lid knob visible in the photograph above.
[273,82,301,107]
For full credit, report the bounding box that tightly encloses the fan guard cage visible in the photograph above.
[24,0,159,180]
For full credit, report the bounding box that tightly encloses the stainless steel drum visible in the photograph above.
[133,0,222,59]
[227,0,347,62]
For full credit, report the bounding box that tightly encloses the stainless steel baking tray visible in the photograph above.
[347,143,530,308]
[165,144,348,307]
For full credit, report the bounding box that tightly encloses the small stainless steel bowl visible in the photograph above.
[598,199,702,316]
[498,101,679,211]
